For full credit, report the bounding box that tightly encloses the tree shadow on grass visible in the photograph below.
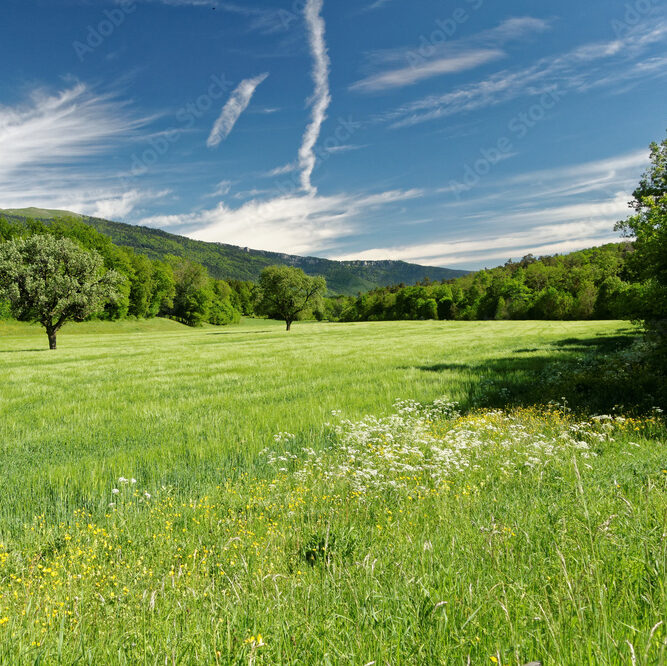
[550,335,636,352]
[0,348,49,353]
[415,331,663,414]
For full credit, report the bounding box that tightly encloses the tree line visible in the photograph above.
[323,242,642,323]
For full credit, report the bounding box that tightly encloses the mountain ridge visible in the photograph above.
[0,207,470,295]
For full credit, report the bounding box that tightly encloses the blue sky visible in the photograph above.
[1,0,666,269]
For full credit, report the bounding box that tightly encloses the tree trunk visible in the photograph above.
[286,320,292,331]
[47,328,57,350]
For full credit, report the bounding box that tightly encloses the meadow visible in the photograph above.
[0,318,664,664]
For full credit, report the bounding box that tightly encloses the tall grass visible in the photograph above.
[0,318,663,664]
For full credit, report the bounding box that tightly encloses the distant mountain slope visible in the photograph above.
[0,208,469,295]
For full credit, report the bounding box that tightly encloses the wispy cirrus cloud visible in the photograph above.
[263,162,298,177]
[382,20,667,128]
[351,17,550,93]
[0,82,165,218]
[206,73,269,148]
[363,0,393,11]
[298,0,331,194]
[204,179,233,198]
[351,50,505,93]
[0,83,146,174]
[324,144,368,154]
[503,149,648,198]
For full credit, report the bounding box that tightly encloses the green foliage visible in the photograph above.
[257,265,327,330]
[0,216,20,242]
[0,235,123,348]
[616,132,667,346]
[169,258,213,327]
[1,211,644,328]
[209,280,242,326]
[165,258,242,327]
[0,299,11,320]
[228,279,257,315]
[148,260,176,317]
[0,216,244,329]
[331,243,635,323]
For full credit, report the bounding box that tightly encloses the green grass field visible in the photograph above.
[0,319,664,664]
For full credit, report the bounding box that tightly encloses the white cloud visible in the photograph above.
[502,150,649,203]
[352,18,549,93]
[0,83,146,176]
[207,73,269,147]
[264,162,298,177]
[333,167,639,267]
[363,0,393,11]
[507,150,649,185]
[383,20,667,128]
[334,219,624,267]
[0,83,159,219]
[232,187,276,200]
[90,189,171,219]
[351,50,505,93]
[330,146,650,268]
[214,3,294,34]
[138,188,423,255]
[480,17,551,42]
[298,0,331,194]
[0,165,168,220]
[324,144,368,154]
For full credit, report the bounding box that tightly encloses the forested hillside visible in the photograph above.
[0,208,468,295]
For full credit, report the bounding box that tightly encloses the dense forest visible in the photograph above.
[325,242,643,323]
[0,208,467,295]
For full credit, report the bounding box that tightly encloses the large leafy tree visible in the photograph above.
[616,133,667,341]
[0,235,122,349]
[258,265,326,330]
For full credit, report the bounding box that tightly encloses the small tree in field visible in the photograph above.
[0,235,122,349]
[258,265,326,331]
